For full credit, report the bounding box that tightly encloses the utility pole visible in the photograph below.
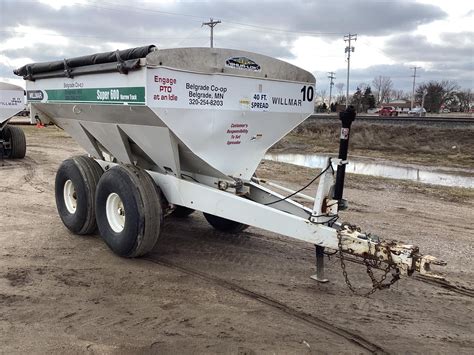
[420,89,428,116]
[328,71,335,111]
[202,18,221,48]
[344,33,357,108]
[410,66,420,109]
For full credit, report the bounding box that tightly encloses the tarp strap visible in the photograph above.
[63,59,73,78]
[115,50,127,74]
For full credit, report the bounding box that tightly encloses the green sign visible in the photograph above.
[45,87,145,104]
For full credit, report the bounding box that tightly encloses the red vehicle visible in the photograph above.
[378,106,398,116]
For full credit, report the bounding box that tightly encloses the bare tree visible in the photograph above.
[357,82,369,92]
[390,89,409,101]
[335,83,345,103]
[415,80,460,112]
[456,89,472,112]
[317,89,327,104]
[372,76,393,104]
[441,80,461,102]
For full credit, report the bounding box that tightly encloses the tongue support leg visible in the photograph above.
[311,245,329,283]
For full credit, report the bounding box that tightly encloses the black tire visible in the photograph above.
[55,156,104,235]
[4,125,26,159]
[203,213,248,233]
[95,165,163,257]
[171,206,195,218]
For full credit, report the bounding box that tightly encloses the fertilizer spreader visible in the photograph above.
[15,45,445,293]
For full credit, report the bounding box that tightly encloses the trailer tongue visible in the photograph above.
[15,45,445,294]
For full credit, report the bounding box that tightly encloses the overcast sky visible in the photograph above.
[0,0,472,94]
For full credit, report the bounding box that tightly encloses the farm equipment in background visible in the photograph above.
[0,82,27,159]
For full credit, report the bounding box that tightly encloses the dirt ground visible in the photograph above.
[1,125,473,354]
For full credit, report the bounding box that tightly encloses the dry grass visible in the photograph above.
[271,121,474,169]
[257,160,474,204]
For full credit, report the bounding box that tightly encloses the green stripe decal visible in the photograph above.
[45,87,145,104]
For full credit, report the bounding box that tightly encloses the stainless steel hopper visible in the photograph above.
[15,46,445,293]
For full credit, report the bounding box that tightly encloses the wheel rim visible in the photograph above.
[106,193,125,233]
[63,179,77,214]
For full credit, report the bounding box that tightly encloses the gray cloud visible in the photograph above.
[0,0,447,51]
[378,32,474,89]
[2,0,469,89]
[315,63,473,94]
[0,63,15,78]
[384,32,474,66]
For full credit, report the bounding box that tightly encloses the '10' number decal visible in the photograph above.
[300,85,314,102]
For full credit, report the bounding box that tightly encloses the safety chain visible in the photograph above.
[337,226,400,297]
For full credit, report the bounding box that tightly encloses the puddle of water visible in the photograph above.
[265,153,474,189]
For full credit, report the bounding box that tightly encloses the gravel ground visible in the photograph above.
[0,125,473,354]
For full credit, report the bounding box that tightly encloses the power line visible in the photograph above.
[15,0,345,37]
[344,33,357,108]
[220,21,344,36]
[175,27,208,47]
[20,0,206,22]
[93,0,345,36]
[0,30,206,42]
[358,38,395,57]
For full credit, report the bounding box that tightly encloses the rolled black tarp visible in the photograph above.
[13,45,156,77]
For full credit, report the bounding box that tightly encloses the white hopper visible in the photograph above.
[0,82,24,126]
[21,47,314,181]
[15,46,444,290]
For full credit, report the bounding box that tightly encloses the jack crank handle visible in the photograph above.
[333,106,356,205]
